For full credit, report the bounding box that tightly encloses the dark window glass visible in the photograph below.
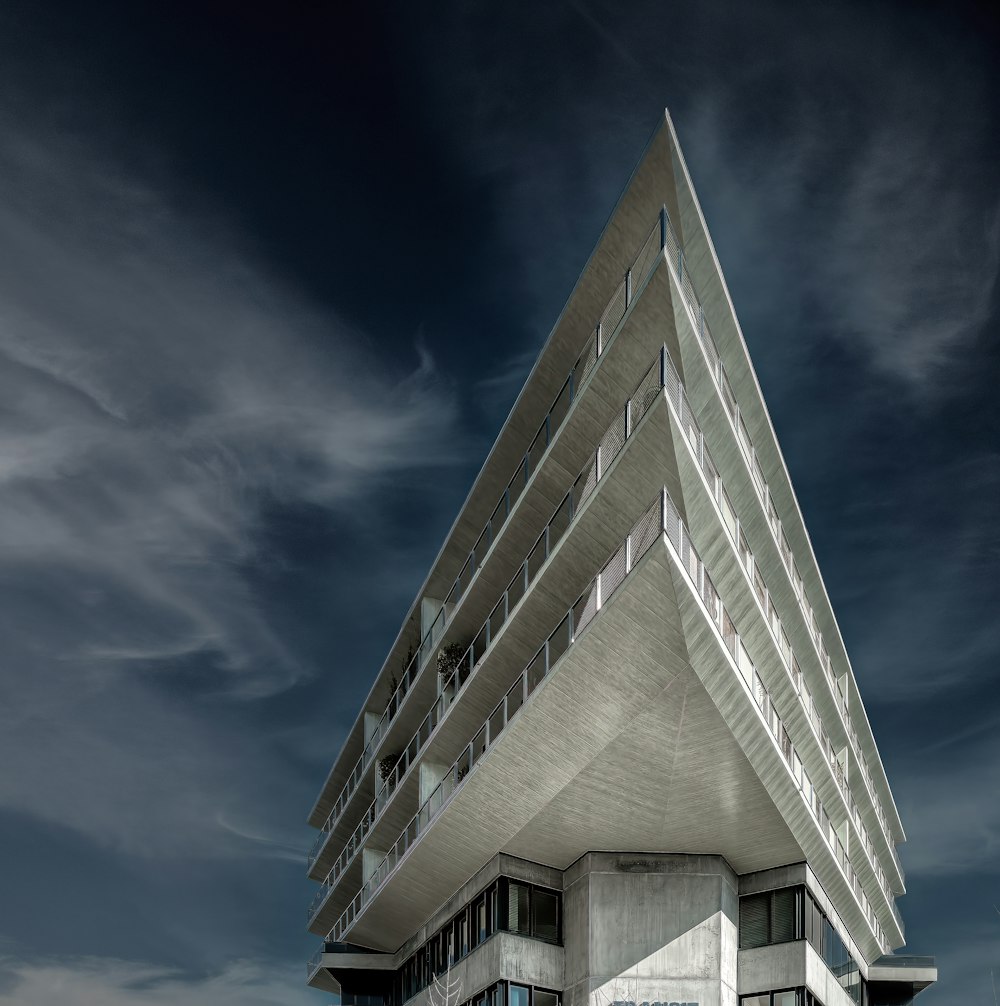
[532,889,559,942]
[771,887,798,943]
[475,896,487,944]
[740,892,769,949]
[460,911,470,956]
[509,883,531,935]
[824,918,836,971]
[534,992,559,1006]
[487,885,498,937]
[804,894,822,953]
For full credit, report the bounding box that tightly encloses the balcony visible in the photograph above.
[662,209,904,886]
[308,216,666,870]
[329,489,670,944]
[658,337,901,942]
[309,347,673,929]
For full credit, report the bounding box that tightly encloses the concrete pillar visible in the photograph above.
[364,711,381,745]
[421,596,457,650]
[562,853,738,1006]
[363,847,388,885]
[421,597,445,643]
[419,762,450,805]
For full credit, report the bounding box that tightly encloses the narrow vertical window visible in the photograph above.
[508,882,531,935]
[531,889,559,942]
[476,895,487,945]
[487,883,498,936]
[739,892,769,949]
[770,887,797,943]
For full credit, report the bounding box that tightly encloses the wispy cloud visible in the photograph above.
[0,118,462,691]
[0,117,466,856]
[677,55,1000,398]
[820,127,1000,387]
[0,957,315,1006]
[895,732,1000,878]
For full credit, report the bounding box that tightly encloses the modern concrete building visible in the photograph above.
[304,111,936,1006]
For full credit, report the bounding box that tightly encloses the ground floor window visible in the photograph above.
[740,989,832,1006]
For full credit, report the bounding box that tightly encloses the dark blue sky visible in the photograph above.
[0,1,996,1003]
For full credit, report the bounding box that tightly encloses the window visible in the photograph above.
[475,895,487,946]
[509,986,530,1006]
[396,878,564,1005]
[508,882,531,935]
[534,992,559,1006]
[738,887,801,949]
[739,992,803,1006]
[744,889,861,1006]
[740,893,770,949]
[487,886,498,937]
[532,888,559,942]
[771,887,799,943]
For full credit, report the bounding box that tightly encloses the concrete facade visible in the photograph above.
[563,854,738,1006]
[304,110,935,1006]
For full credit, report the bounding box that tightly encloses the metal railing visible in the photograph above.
[660,208,901,879]
[308,218,664,869]
[661,330,901,926]
[328,489,669,943]
[306,943,326,978]
[308,347,669,921]
[659,483,890,952]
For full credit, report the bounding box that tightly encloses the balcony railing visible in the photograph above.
[308,218,664,868]
[308,348,669,919]
[306,943,327,978]
[659,482,890,952]
[328,489,669,943]
[661,333,900,922]
[660,208,901,873]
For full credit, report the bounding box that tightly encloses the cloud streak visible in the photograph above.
[0,957,315,1006]
[0,116,466,860]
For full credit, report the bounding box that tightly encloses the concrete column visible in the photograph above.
[420,762,450,805]
[421,596,457,648]
[363,847,388,885]
[562,853,738,1006]
[421,597,445,642]
[364,711,381,745]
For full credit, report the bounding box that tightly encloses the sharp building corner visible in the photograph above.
[303,110,937,1006]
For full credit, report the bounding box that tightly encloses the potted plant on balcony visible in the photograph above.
[378,752,400,782]
[436,642,467,682]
